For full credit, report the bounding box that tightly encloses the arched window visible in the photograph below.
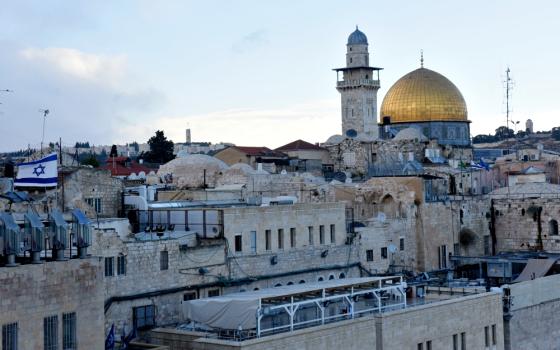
[298,280,306,284]
[253,287,260,291]
[328,274,335,280]
[339,273,346,279]
[274,283,282,287]
[550,220,559,236]
[318,276,324,282]
[287,281,294,285]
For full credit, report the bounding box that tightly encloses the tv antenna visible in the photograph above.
[39,109,50,155]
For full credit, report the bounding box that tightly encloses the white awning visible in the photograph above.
[183,277,398,330]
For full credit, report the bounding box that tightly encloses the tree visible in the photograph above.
[81,153,99,167]
[494,126,514,140]
[145,130,174,164]
[109,145,118,158]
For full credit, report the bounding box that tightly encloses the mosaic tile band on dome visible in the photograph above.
[380,67,468,124]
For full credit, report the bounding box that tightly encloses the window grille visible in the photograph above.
[104,257,114,277]
[2,323,18,350]
[44,315,58,350]
[117,255,126,275]
[160,251,169,271]
[62,313,76,350]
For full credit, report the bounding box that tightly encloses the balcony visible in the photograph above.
[337,79,380,89]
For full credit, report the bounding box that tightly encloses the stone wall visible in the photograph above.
[0,258,104,349]
[62,167,124,218]
[504,274,560,349]
[492,196,560,252]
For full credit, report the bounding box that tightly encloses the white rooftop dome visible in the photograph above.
[158,154,228,188]
[325,134,345,146]
[393,127,428,142]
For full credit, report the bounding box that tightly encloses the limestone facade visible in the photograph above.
[0,258,104,349]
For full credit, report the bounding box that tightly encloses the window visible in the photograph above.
[104,257,114,277]
[234,234,242,252]
[399,238,404,251]
[133,305,155,330]
[278,229,284,250]
[366,249,374,262]
[250,231,257,253]
[484,236,490,255]
[2,323,17,350]
[44,315,58,350]
[454,243,460,256]
[183,291,197,301]
[550,220,558,235]
[63,312,76,350]
[85,197,102,214]
[117,255,126,275]
[492,324,496,345]
[208,289,220,297]
[381,247,388,259]
[485,326,489,347]
[438,245,447,269]
[290,228,296,248]
[426,340,432,350]
[453,334,458,350]
[461,332,466,350]
[265,230,271,251]
[319,225,325,244]
[160,251,169,271]
[330,224,335,244]
[308,226,314,245]
[339,273,346,279]
[417,343,423,350]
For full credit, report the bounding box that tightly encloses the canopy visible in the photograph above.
[513,258,556,283]
[183,277,393,330]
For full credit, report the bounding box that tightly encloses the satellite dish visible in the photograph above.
[388,244,398,253]
[333,172,347,182]
[345,129,358,138]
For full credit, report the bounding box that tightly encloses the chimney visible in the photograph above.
[186,128,192,144]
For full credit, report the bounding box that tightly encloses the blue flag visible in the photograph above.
[105,324,115,350]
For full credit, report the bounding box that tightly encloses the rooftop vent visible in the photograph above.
[24,210,45,264]
[0,213,21,267]
[71,209,92,259]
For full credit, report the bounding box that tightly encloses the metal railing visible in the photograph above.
[337,79,380,88]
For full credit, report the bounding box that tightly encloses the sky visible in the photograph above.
[1,0,559,151]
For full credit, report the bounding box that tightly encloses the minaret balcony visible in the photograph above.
[337,79,380,89]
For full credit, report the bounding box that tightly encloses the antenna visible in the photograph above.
[420,49,424,68]
[39,109,50,155]
[504,68,514,133]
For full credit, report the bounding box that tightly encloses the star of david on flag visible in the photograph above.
[14,153,58,188]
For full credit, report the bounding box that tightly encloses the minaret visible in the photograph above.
[334,26,382,138]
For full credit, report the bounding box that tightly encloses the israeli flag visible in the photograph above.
[14,153,58,187]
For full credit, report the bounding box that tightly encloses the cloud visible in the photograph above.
[0,43,163,151]
[20,47,127,87]
[231,30,269,53]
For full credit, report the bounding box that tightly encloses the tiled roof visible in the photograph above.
[275,139,326,152]
[233,146,287,158]
[101,157,152,177]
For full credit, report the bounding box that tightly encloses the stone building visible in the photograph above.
[61,166,124,218]
[0,258,105,349]
[96,201,368,333]
[274,139,331,174]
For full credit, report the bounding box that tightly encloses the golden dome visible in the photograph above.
[380,67,468,124]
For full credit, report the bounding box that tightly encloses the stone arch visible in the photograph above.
[550,219,559,236]
[380,194,398,218]
[318,276,324,282]
[298,280,306,284]
[339,272,346,279]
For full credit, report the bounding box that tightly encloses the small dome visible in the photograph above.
[325,134,345,145]
[158,154,228,188]
[355,133,377,143]
[347,27,368,45]
[229,163,256,174]
[393,128,428,142]
[176,150,190,158]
